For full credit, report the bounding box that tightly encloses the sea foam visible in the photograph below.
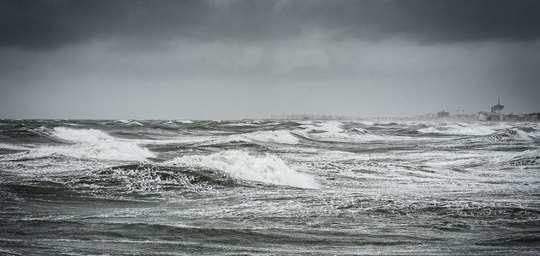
[36,127,155,161]
[238,130,299,144]
[191,130,300,146]
[165,150,319,189]
[417,123,500,136]
[296,121,403,142]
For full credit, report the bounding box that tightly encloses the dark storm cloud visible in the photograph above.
[0,0,206,49]
[1,0,540,50]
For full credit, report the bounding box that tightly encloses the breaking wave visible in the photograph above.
[165,150,319,189]
[115,120,144,127]
[482,128,535,143]
[236,130,299,144]
[295,121,408,142]
[189,130,300,147]
[505,149,540,167]
[35,127,155,161]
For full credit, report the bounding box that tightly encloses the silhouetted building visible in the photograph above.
[437,110,450,118]
[491,97,504,113]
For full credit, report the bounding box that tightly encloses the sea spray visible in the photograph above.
[35,127,155,161]
[165,150,319,189]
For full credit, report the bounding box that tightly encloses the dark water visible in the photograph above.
[0,119,539,255]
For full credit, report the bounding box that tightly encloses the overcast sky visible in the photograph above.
[1,0,539,119]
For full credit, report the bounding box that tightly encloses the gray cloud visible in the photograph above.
[1,38,539,119]
[1,0,539,119]
[1,0,540,50]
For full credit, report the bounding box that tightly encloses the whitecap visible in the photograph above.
[34,127,155,161]
[417,123,499,136]
[186,130,300,146]
[295,121,410,142]
[115,120,144,126]
[237,130,299,144]
[0,143,31,151]
[165,150,319,189]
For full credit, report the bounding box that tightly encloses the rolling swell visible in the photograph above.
[0,164,243,206]
[0,220,426,255]
[338,198,540,219]
[70,163,242,193]
[79,164,241,195]
[0,126,66,144]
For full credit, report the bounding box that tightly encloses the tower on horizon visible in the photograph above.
[491,97,504,113]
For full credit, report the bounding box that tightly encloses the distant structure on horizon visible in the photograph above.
[490,97,504,113]
[479,97,505,121]
[478,97,539,121]
[436,110,450,118]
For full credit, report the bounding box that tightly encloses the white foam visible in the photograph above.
[239,130,299,144]
[0,143,31,151]
[176,120,194,124]
[418,123,498,136]
[512,129,536,141]
[296,121,349,141]
[35,127,155,161]
[188,130,299,146]
[312,121,344,134]
[296,121,410,142]
[521,129,540,140]
[134,135,216,145]
[116,120,143,126]
[165,150,319,189]
[223,122,260,127]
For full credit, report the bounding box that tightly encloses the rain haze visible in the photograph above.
[1,0,540,119]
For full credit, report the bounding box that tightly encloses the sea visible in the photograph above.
[0,119,539,255]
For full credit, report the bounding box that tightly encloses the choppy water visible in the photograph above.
[0,119,539,255]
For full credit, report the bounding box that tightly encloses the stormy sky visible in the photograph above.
[1,0,539,119]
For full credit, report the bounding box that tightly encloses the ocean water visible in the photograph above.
[0,119,539,255]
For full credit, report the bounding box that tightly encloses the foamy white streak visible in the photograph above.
[115,120,143,126]
[0,143,31,151]
[296,121,412,142]
[165,150,319,189]
[186,130,299,146]
[417,123,509,136]
[238,130,299,144]
[36,127,155,161]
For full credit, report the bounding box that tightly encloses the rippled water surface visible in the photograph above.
[1,119,539,255]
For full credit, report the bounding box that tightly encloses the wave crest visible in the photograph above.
[295,121,406,142]
[165,150,319,189]
[237,130,299,144]
[66,164,234,195]
[417,123,499,136]
[36,127,155,161]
